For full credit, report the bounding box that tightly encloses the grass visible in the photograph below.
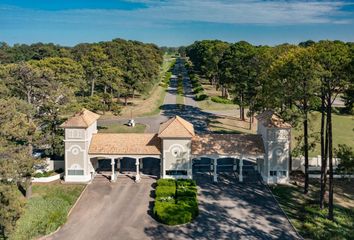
[292,112,354,156]
[153,179,198,225]
[11,183,85,240]
[198,99,237,110]
[98,123,146,133]
[270,180,354,240]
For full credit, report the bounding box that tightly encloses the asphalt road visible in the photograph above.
[48,175,299,240]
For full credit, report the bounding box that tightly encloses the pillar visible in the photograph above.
[239,157,243,182]
[233,158,237,171]
[117,158,121,174]
[213,158,218,182]
[111,158,116,182]
[135,158,141,183]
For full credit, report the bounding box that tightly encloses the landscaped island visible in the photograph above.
[153,179,198,225]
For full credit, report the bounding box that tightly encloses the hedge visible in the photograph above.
[153,179,198,225]
[194,94,208,101]
[157,179,176,186]
[155,186,176,198]
[211,96,234,104]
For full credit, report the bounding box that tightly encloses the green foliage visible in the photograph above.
[271,184,354,240]
[194,94,208,101]
[10,184,84,240]
[157,179,176,186]
[153,179,198,225]
[193,86,204,94]
[0,184,25,238]
[33,171,55,178]
[155,186,176,198]
[336,144,354,175]
[211,96,233,104]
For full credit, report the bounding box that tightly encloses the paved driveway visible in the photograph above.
[48,175,299,240]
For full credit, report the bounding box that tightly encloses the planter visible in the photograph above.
[32,173,64,183]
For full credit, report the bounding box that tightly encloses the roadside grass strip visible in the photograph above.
[11,184,85,240]
[153,179,199,225]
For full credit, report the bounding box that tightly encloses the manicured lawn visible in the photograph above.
[153,179,198,225]
[11,183,85,240]
[176,94,184,105]
[98,123,146,133]
[270,180,354,240]
[292,112,354,156]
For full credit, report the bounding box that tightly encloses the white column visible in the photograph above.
[239,157,243,182]
[111,158,116,182]
[135,158,141,183]
[233,157,237,171]
[213,158,218,182]
[117,158,121,174]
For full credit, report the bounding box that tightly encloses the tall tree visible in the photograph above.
[314,40,351,220]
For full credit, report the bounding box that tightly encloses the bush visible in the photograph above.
[155,186,176,198]
[157,179,176,186]
[193,86,204,94]
[154,179,198,225]
[33,171,55,178]
[194,94,208,101]
[177,179,196,187]
[211,96,233,104]
[153,201,192,225]
[176,187,197,198]
[177,197,199,218]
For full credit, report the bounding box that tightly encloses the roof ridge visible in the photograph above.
[175,116,194,136]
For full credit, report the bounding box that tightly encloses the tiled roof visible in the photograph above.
[158,116,195,138]
[191,134,265,157]
[89,133,161,155]
[256,110,291,129]
[60,109,100,128]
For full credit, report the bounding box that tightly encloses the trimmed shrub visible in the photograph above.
[211,96,233,104]
[177,179,196,187]
[193,86,204,94]
[155,186,176,198]
[157,179,176,186]
[177,197,199,218]
[154,201,192,225]
[176,187,197,198]
[194,94,208,101]
[154,179,198,225]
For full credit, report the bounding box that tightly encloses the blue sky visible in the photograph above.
[1,0,354,46]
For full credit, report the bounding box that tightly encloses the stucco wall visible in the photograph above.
[162,138,192,178]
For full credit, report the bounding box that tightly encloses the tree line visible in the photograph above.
[0,38,163,238]
[185,39,354,220]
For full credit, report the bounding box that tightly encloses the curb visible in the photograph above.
[263,182,304,240]
[37,183,89,240]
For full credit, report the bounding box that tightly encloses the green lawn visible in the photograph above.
[292,112,354,156]
[270,182,354,240]
[176,94,184,105]
[98,123,146,133]
[197,99,237,111]
[11,183,85,240]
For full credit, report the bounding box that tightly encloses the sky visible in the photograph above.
[1,0,354,47]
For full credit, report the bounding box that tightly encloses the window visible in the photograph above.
[166,170,187,176]
[270,171,277,176]
[68,169,84,175]
[280,171,287,177]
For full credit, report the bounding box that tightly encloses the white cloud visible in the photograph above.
[124,0,351,24]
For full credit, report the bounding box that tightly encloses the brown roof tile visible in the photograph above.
[191,134,265,157]
[158,116,195,138]
[60,108,100,128]
[256,110,291,128]
[89,133,161,155]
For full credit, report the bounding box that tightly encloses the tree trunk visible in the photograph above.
[91,78,95,96]
[327,92,334,220]
[25,177,32,199]
[240,92,245,121]
[320,90,327,209]
[304,107,309,194]
[124,95,128,106]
